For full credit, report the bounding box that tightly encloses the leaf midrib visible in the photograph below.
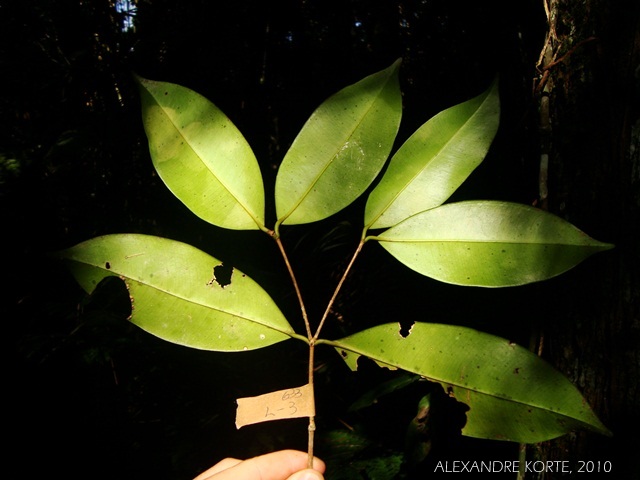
[366,91,492,230]
[279,78,392,224]
[88,260,296,338]
[323,339,595,428]
[154,94,262,228]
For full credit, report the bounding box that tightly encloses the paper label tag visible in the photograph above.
[235,383,315,429]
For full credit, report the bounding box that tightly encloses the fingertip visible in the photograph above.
[287,468,325,480]
[269,449,325,473]
[311,456,326,474]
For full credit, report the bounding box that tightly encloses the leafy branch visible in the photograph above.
[54,59,612,471]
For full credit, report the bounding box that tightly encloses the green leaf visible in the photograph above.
[328,322,612,443]
[365,79,500,230]
[373,200,613,287]
[55,234,299,351]
[275,59,403,227]
[136,76,265,230]
[405,394,433,466]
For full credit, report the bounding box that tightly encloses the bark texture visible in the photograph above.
[529,0,640,478]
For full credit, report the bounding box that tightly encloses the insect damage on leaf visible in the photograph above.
[117,277,135,320]
[208,262,233,288]
[399,320,415,338]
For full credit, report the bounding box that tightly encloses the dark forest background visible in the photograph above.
[3,0,638,479]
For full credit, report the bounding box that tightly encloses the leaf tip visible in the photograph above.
[132,72,149,88]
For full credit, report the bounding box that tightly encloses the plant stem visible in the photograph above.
[273,234,313,340]
[272,232,366,468]
[305,239,366,466]
[272,232,317,466]
[307,339,316,468]
[517,443,527,480]
[312,239,365,341]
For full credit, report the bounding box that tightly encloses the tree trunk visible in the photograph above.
[528,1,639,478]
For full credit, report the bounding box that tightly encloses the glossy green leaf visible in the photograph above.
[275,59,402,226]
[328,322,611,443]
[374,200,613,287]
[365,80,500,230]
[55,234,300,351]
[137,76,265,230]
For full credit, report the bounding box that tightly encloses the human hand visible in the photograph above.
[193,449,325,480]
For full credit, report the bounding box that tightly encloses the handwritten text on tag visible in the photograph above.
[235,383,315,429]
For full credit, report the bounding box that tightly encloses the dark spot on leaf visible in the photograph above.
[105,262,111,269]
[208,263,233,288]
[514,367,520,374]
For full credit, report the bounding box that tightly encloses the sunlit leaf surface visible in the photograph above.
[275,59,402,226]
[329,322,611,443]
[374,201,613,287]
[56,234,298,351]
[365,80,500,230]
[137,76,265,230]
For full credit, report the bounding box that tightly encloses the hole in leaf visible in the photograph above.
[399,320,414,338]
[212,263,233,288]
[86,276,132,318]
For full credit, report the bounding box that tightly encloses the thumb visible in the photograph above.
[287,468,325,480]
